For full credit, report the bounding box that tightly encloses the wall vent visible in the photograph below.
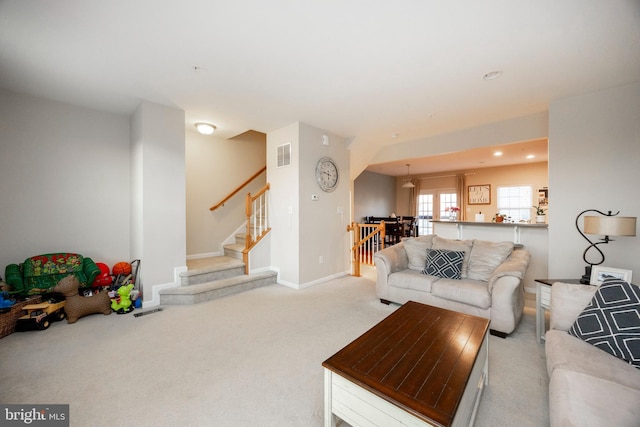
[277,143,291,167]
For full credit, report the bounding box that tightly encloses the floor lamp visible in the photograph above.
[576,209,636,284]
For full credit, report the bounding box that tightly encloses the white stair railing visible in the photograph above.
[243,183,271,274]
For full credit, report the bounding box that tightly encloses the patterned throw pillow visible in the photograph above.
[568,278,640,369]
[422,249,465,279]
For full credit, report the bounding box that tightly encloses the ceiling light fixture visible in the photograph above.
[402,164,415,188]
[483,70,503,81]
[526,154,535,159]
[494,151,503,157]
[195,122,216,135]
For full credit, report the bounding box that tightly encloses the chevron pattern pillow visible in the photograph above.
[422,249,464,279]
[568,278,640,369]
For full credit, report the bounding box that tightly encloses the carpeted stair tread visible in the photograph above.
[180,256,245,286]
[164,271,276,295]
[160,270,278,305]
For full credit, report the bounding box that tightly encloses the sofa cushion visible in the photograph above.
[388,269,439,293]
[549,368,640,427]
[422,249,464,279]
[549,282,598,331]
[432,237,473,278]
[568,278,640,368]
[431,279,491,309]
[467,240,513,282]
[545,329,640,391]
[403,236,435,271]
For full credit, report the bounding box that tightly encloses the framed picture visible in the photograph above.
[590,266,633,285]
[468,184,491,205]
[538,187,548,207]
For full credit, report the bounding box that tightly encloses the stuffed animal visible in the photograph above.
[111,283,134,314]
[50,275,111,323]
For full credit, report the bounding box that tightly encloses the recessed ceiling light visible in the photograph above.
[493,151,503,157]
[391,133,399,138]
[526,154,535,159]
[483,70,503,81]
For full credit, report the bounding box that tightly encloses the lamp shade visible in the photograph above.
[402,181,415,188]
[584,215,636,237]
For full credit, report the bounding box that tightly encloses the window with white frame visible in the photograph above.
[417,190,456,235]
[497,185,532,222]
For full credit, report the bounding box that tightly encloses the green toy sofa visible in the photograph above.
[5,252,100,295]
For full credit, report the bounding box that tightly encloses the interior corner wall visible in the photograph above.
[267,122,350,288]
[267,123,300,286]
[130,101,186,299]
[0,88,130,273]
[354,171,397,221]
[548,82,640,279]
[185,129,266,257]
[298,123,350,285]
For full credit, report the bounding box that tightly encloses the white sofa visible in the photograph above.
[374,235,531,336]
[546,282,640,426]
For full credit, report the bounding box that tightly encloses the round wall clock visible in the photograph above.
[315,157,339,192]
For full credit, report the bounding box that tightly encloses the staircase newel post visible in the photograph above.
[354,223,361,277]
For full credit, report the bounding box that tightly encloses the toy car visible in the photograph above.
[15,298,66,331]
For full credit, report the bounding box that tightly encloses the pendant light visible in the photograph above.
[402,164,415,188]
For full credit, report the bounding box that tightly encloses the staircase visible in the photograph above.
[159,235,277,305]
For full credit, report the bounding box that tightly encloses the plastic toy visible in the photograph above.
[0,291,16,312]
[93,262,113,288]
[111,283,134,314]
[15,297,66,331]
[51,275,111,323]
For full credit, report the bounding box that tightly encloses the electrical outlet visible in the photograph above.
[319,256,324,264]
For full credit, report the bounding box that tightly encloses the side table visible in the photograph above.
[535,279,582,343]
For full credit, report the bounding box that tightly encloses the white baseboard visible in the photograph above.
[249,265,276,275]
[278,270,349,290]
[143,265,186,308]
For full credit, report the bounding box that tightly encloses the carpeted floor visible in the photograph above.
[0,271,548,426]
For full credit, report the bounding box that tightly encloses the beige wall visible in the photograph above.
[268,122,351,288]
[0,88,131,274]
[396,161,549,220]
[549,82,640,279]
[354,171,397,221]
[130,101,186,300]
[185,130,266,257]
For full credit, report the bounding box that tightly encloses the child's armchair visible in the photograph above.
[5,252,100,295]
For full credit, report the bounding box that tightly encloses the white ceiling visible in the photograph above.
[1,1,639,172]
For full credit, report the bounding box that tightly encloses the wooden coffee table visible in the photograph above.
[322,301,489,427]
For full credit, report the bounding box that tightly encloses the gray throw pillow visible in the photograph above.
[467,240,514,282]
[432,237,473,278]
[422,249,465,279]
[568,278,640,369]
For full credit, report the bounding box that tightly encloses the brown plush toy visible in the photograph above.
[51,275,111,323]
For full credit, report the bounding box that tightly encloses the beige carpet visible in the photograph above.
[0,270,548,426]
